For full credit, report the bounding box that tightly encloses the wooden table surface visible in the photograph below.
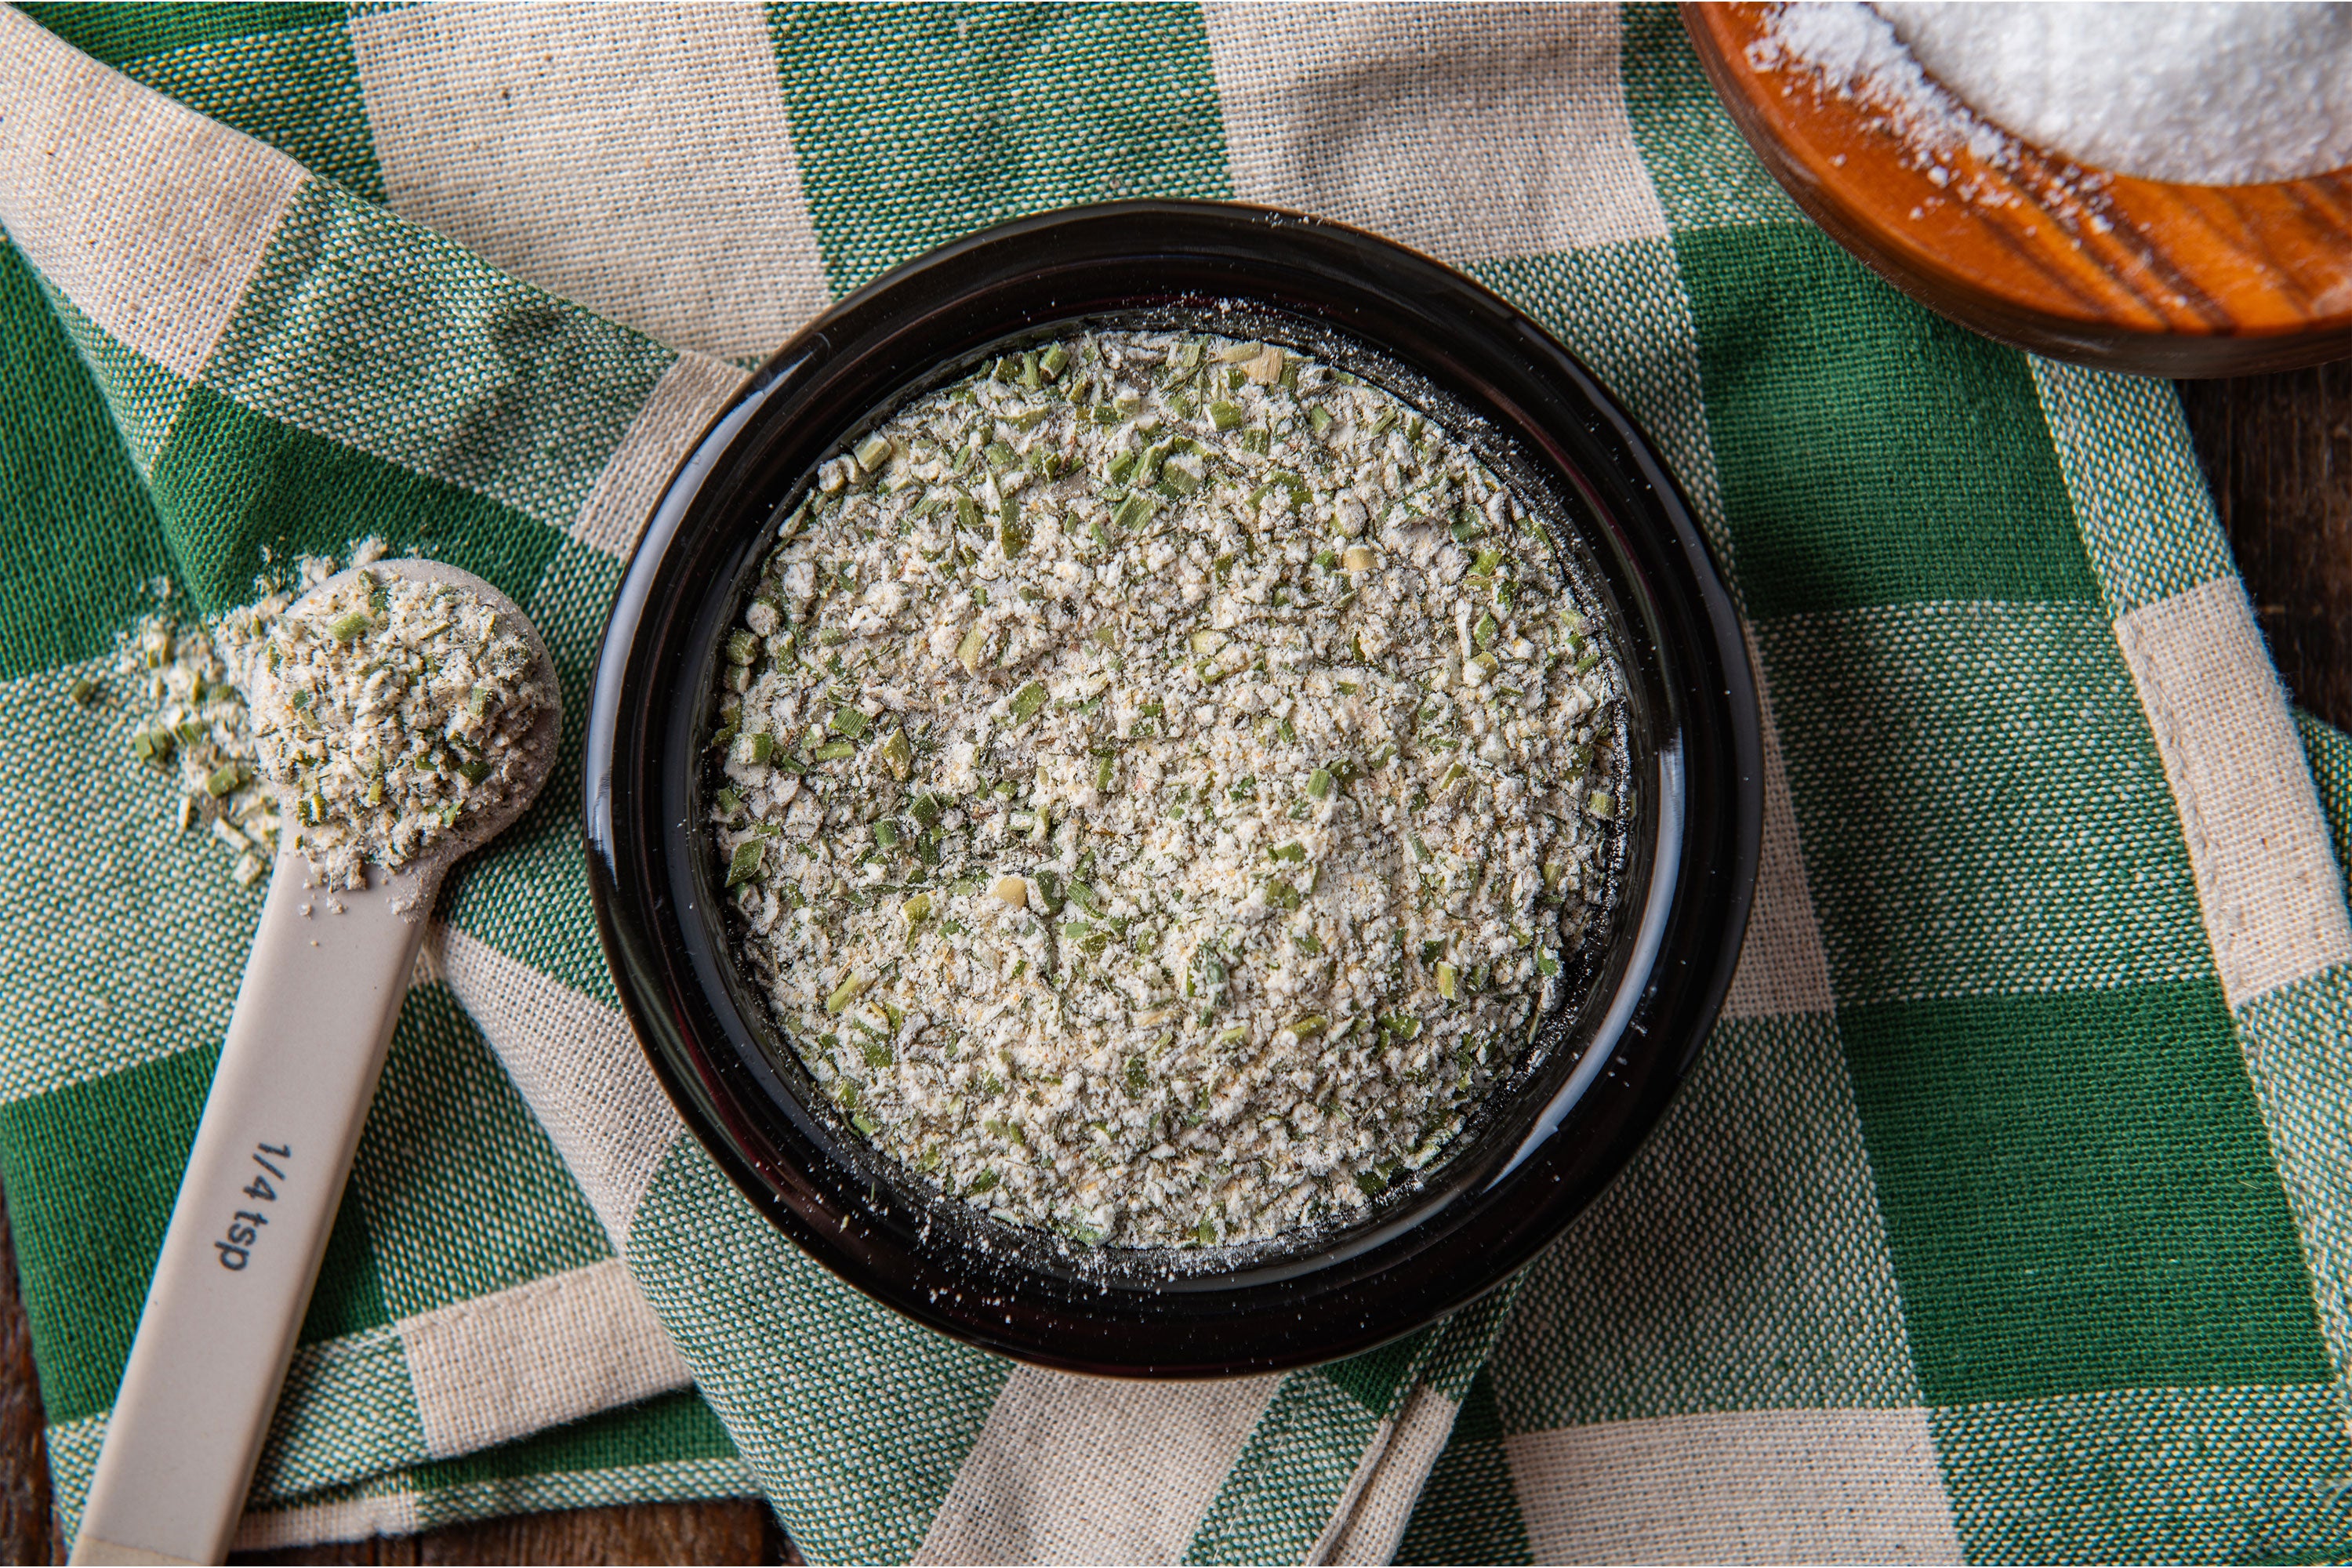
[3,365,2346,1566]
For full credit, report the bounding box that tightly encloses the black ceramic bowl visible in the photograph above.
[586,201,1759,1377]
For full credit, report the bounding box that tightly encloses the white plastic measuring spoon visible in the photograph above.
[71,561,561,1567]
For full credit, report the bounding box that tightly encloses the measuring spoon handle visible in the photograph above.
[72,847,435,1566]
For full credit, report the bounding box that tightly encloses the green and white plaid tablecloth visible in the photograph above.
[5,3,2351,1561]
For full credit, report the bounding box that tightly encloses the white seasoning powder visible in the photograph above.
[247,569,550,888]
[123,612,281,888]
[716,328,1627,1250]
[121,546,360,887]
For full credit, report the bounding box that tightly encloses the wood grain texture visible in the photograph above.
[229,1501,787,1566]
[0,372,2346,1563]
[1683,4,2352,377]
[2178,365,2352,731]
[0,1181,60,1566]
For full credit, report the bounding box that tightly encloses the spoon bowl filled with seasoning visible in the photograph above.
[587,202,1760,1377]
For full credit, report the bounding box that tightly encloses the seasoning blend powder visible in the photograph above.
[714,328,1626,1250]
[124,608,283,889]
[122,543,553,893]
[249,569,551,889]
[122,546,367,890]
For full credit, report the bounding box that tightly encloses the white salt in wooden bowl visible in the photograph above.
[1685,2,2352,376]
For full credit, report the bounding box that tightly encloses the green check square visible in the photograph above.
[354,985,610,1319]
[151,385,564,618]
[1320,1327,1431,1417]
[22,3,346,67]
[1759,601,2206,1004]
[1679,223,2094,619]
[1,1047,379,1424]
[0,1042,394,1426]
[0,1049,210,1422]
[1497,1013,1919,1428]
[0,245,176,678]
[770,1,1232,294]
[301,1183,388,1344]
[1397,1371,1530,1566]
[1931,1384,2352,1562]
[1842,983,2331,1406]
[1617,3,1803,234]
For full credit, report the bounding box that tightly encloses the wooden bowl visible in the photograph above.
[1682,3,2352,376]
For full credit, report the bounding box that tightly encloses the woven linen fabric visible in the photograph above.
[5,3,2352,1562]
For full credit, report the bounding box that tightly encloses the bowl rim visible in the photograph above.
[583,199,1762,1377]
[1682,1,2352,378]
